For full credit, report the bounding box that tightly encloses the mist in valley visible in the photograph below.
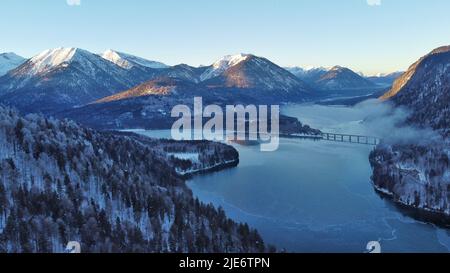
[283,99,441,146]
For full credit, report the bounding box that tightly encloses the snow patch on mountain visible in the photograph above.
[101,49,169,69]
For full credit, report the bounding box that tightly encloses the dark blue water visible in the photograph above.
[135,104,450,253]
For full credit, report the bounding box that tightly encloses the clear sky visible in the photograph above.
[1,0,450,75]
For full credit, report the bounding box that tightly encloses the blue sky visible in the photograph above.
[1,0,450,75]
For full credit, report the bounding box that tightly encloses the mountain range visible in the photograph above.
[0,47,403,122]
[60,53,319,129]
[286,67,328,84]
[0,48,141,113]
[366,72,404,87]
[0,49,317,115]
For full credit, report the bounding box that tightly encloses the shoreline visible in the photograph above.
[176,159,240,179]
[372,183,450,228]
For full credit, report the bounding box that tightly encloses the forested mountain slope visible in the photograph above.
[0,105,266,253]
[370,46,450,219]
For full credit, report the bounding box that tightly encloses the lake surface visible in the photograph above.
[135,104,450,253]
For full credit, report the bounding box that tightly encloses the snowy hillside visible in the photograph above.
[161,64,208,83]
[0,105,265,253]
[382,46,450,136]
[370,143,450,216]
[0,53,26,76]
[0,49,314,116]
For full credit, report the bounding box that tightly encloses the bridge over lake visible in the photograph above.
[320,132,381,145]
[228,130,382,146]
[281,132,381,146]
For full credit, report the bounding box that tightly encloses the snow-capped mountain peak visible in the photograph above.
[212,53,251,68]
[285,66,329,85]
[27,47,95,75]
[330,65,345,71]
[101,49,169,69]
[305,66,330,72]
[0,52,26,76]
[200,53,251,81]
